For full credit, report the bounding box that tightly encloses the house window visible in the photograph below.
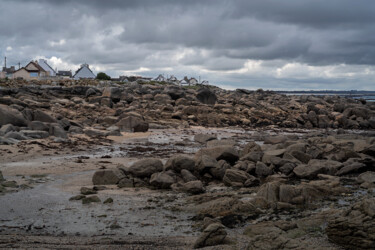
[30,72,38,77]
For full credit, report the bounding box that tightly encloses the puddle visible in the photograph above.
[0,171,195,237]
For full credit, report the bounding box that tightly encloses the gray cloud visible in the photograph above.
[0,0,375,89]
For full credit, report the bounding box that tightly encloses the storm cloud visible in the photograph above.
[1,0,375,90]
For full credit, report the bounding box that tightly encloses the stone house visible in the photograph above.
[13,61,48,80]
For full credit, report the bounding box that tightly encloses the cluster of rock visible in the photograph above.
[1,81,374,145]
[92,131,374,205]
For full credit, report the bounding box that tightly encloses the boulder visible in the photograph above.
[102,87,122,103]
[293,160,341,179]
[257,181,281,203]
[336,159,366,176]
[195,146,239,165]
[4,131,29,140]
[150,171,176,189]
[182,180,205,194]
[20,130,49,139]
[29,121,49,131]
[127,158,163,178]
[207,139,236,148]
[264,135,288,144]
[0,124,17,135]
[32,110,57,123]
[196,88,217,105]
[223,169,251,187]
[194,134,216,144]
[117,116,149,132]
[164,155,195,173]
[193,223,227,248]
[326,198,375,249]
[357,171,375,188]
[255,162,273,177]
[0,104,28,127]
[92,169,125,185]
[195,155,218,174]
[181,169,198,182]
[242,141,262,155]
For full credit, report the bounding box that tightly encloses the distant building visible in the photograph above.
[13,61,48,80]
[73,64,95,80]
[167,75,178,84]
[189,77,198,85]
[38,59,56,76]
[1,66,16,79]
[154,74,166,82]
[56,70,72,78]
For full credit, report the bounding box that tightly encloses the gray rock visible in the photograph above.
[255,162,273,177]
[150,171,176,189]
[196,88,217,105]
[293,160,341,179]
[49,124,68,138]
[194,134,217,144]
[164,155,195,173]
[264,135,288,144]
[195,155,218,174]
[181,169,198,182]
[336,159,366,176]
[223,169,251,187]
[241,151,264,162]
[242,141,262,156]
[117,177,134,188]
[195,146,239,165]
[207,139,236,148]
[327,198,375,249]
[92,169,125,185]
[32,110,57,123]
[0,104,28,127]
[128,158,163,178]
[193,223,227,248]
[182,180,205,194]
[4,131,29,140]
[0,124,17,135]
[21,130,49,139]
[117,116,149,132]
[29,121,49,131]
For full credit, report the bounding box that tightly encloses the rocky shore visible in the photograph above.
[0,79,374,249]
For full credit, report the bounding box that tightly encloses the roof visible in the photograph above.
[73,64,95,78]
[25,61,46,72]
[57,70,72,76]
[38,59,56,74]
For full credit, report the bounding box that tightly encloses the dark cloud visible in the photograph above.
[0,0,375,89]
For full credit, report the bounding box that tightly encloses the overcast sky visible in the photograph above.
[1,0,375,90]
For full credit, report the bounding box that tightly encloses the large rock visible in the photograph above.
[195,155,218,174]
[0,104,27,127]
[32,110,57,123]
[102,87,121,103]
[182,180,205,194]
[196,88,217,105]
[293,160,341,179]
[223,169,253,187]
[150,171,176,189]
[164,155,195,173]
[358,171,375,188]
[117,115,149,132]
[326,198,375,249]
[4,131,29,140]
[195,146,239,165]
[20,130,49,139]
[193,223,227,248]
[127,158,163,178]
[255,162,273,177]
[92,169,125,185]
[194,134,216,144]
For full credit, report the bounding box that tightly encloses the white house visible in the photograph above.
[73,64,95,80]
[38,59,56,76]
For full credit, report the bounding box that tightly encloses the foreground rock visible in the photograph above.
[326,198,375,249]
[193,223,227,248]
[92,169,125,185]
